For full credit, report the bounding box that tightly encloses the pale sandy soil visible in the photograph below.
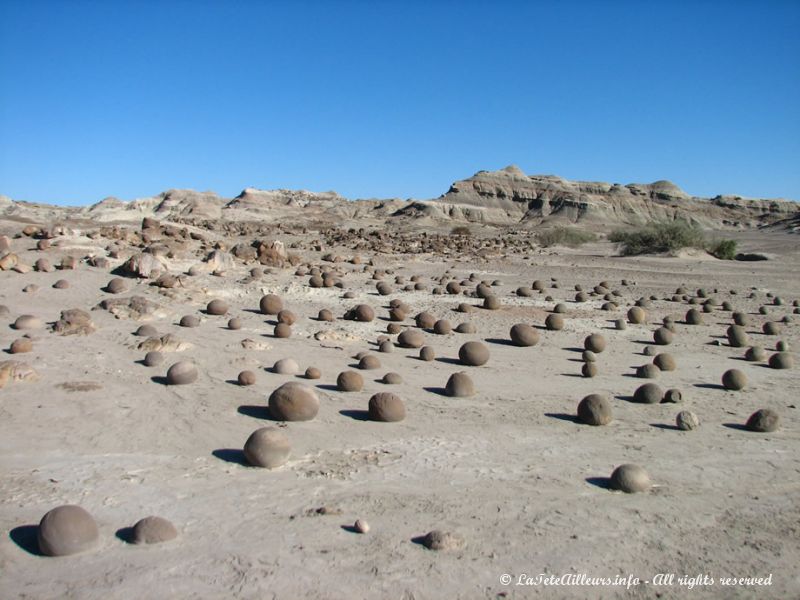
[1,226,799,599]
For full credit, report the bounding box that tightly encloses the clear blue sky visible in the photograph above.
[1,0,798,206]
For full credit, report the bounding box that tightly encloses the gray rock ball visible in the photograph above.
[268,382,320,421]
[633,383,663,404]
[509,323,539,347]
[768,352,793,369]
[684,308,703,325]
[420,530,465,551]
[143,351,164,367]
[238,370,256,386]
[305,367,321,379]
[131,516,179,545]
[37,505,99,556]
[637,363,661,379]
[483,295,501,310]
[745,346,767,362]
[609,464,651,493]
[337,370,363,392]
[243,426,291,468]
[662,388,683,403]
[445,372,475,397]
[433,319,452,335]
[228,317,242,330]
[458,341,489,366]
[419,346,435,361]
[166,361,198,385]
[545,314,564,330]
[455,322,476,334]
[382,372,403,385]
[676,410,699,430]
[653,327,673,345]
[398,329,425,348]
[12,315,42,330]
[358,354,381,370]
[346,304,375,322]
[179,315,200,328]
[135,324,158,337]
[653,353,676,371]
[273,358,299,375]
[273,323,292,338]
[368,392,406,422]
[582,362,598,378]
[415,311,437,329]
[206,299,229,316]
[745,409,780,432]
[721,369,747,391]
[318,309,334,322]
[627,306,646,324]
[584,334,606,353]
[105,278,129,294]
[577,394,612,426]
[277,310,297,325]
[726,325,749,348]
[259,294,283,315]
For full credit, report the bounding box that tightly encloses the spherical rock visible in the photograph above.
[458,341,489,366]
[259,294,283,315]
[10,338,33,354]
[509,324,539,347]
[483,295,501,310]
[643,345,657,357]
[382,372,403,385]
[354,519,370,534]
[131,516,178,545]
[685,308,703,325]
[653,353,676,371]
[634,383,663,404]
[268,382,320,421]
[134,324,158,337]
[653,327,673,345]
[614,318,627,330]
[318,309,334,322]
[445,372,475,397]
[378,340,394,353]
[745,346,766,362]
[206,299,229,315]
[722,369,747,391]
[420,530,465,551]
[143,351,164,367]
[358,354,381,370]
[584,334,606,353]
[179,315,200,328]
[274,323,292,338]
[368,392,406,422]
[455,322,476,334]
[763,321,781,336]
[768,352,793,369]
[577,394,612,425]
[106,278,128,294]
[420,346,435,361]
[581,362,598,378]
[53,279,70,289]
[337,370,363,392]
[228,317,242,330]
[12,315,42,330]
[726,325,749,348]
[304,367,321,379]
[637,363,661,379]
[277,310,297,326]
[166,361,198,385]
[244,426,291,468]
[273,358,299,375]
[37,505,99,556]
[662,388,683,403]
[582,350,596,363]
[433,319,452,335]
[398,329,425,348]
[545,314,564,330]
[415,311,437,329]
[346,304,375,322]
[676,410,699,430]
[733,312,749,326]
[609,464,651,493]
[627,306,646,324]
[238,370,256,386]
[745,408,780,432]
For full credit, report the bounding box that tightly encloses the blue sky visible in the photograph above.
[1,0,798,206]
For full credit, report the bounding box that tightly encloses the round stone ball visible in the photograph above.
[268,382,320,421]
[368,392,406,422]
[106,278,129,294]
[433,319,452,335]
[206,299,229,316]
[415,312,437,329]
[545,314,564,331]
[575,291,588,302]
[10,338,33,354]
[483,295,501,310]
[12,315,42,330]
[763,321,781,336]
[685,308,703,325]
[445,372,475,397]
[420,346,435,361]
[733,312,749,326]
[615,318,627,330]
[318,309,334,322]
[776,340,789,352]
[398,329,425,348]
[179,315,200,328]
[663,388,683,403]
[509,323,539,347]
[274,323,292,338]
[653,327,673,345]
[134,324,158,337]
[387,323,402,335]
[446,281,461,295]
[628,306,646,324]
[337,370,363,392]
[643,345,657,357]
[721,369,747,391]
[637,363,661,379]
[584,334,606,353]
[378,340,394,353]
[227,317,242,330]
[726,325,749,348]
[455,322,476,334]
[609,464,651,493]
[131,516,178,545]
[244,426,291,468]
[53,279,70,289]
[277,310,297,326]
[458,341,489,366]
[745,408,780,432]
[166,361,198,385]
[37,505,99,556]
[634,383,663,404]
[349,304,375,322]
[577,394,612,425]
[358,354,381,370]
[653,353,676,371]
[238,370,256,386]
[305,366,321,379]
[382,372,403,385]
[273,358,299,375]
[581,362,598,378]
[259,294,283,315]
[768,352,793,369]
[582,350,597,363]
[143,351,164,367]
[676,410,699,431]
[745,346,766,362]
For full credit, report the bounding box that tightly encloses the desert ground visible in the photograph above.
[1,215,799,599]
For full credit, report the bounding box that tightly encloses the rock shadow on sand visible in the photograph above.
[9,525,43,556]
[212,448,250,466]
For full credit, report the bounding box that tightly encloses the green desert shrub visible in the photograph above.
[707,238,737,260]
[450,225,471,237]
[609,221,705,256]
[537,226,597,248]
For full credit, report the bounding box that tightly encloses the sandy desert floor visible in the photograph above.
[1,224,799,599]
